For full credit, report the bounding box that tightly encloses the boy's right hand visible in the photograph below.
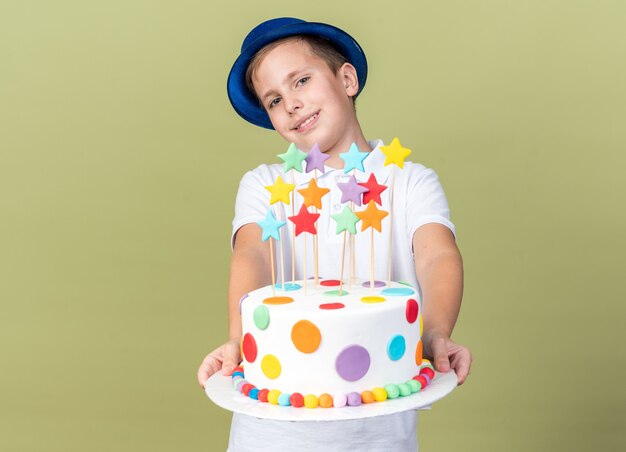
[197,338,241,388]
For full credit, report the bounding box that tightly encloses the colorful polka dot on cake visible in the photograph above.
[387,335,406,361]
[361,296,385,304]
[381,287,415,296]
[319,302,345,310]
[361,280,385,288]
[274,282,301,291]
[261,354,281,379]
[415,340,423,365]
[320,279,341,286]
[405,299,418,323]
[263,296,294,305]
[238,293,248,314]
[291,320,321,353]
[336,345,371,381]
[253,305,270,330]
[242,333,257,362]
[324,289,349,296]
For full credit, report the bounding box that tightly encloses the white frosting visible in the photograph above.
[241,280,423,395]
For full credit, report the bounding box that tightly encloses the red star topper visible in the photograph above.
[288,205,320,236]
[358,173,388,206]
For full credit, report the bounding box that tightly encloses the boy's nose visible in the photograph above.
[285,96,303,115]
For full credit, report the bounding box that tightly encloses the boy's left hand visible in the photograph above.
[424,332,472,385]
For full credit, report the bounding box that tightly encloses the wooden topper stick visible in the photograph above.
[388,166,396,286]
[351,227,355,288]
[314,169,319,287]
[303,233,307,295]
[269,237,276,297]
[291,170,296,285]
[351,169,356,287]
[339,230,347,296]
[349,201,354,290]
[370,227,374,293]
[277,209,286,292]
[314,212,319,286]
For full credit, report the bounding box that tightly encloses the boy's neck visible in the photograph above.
[323,125,371,169]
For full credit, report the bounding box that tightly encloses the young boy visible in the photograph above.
[198,17,472,451]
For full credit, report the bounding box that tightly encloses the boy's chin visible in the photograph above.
[281,135,315,152]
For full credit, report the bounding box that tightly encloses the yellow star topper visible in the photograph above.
[380,137,412,168]
[297,178,330,209]
[265,176,295,205]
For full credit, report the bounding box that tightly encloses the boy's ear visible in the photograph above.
[340,63,359,97]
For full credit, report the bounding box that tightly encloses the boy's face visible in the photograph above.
[251,39,359,155]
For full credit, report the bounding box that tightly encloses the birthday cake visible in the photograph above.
[234,278,434,408]
[229,138,436,408]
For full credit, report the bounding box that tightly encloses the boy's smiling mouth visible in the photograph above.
[292,112,319,133]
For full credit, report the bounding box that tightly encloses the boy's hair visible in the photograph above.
[244,35,356,108]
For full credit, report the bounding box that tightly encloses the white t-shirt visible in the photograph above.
[228,139,455,452]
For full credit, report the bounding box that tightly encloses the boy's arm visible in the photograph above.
[197,223,271,387]
[413,223,472,384]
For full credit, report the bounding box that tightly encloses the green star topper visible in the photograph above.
[277,142,307,173]
[331,205,361,235]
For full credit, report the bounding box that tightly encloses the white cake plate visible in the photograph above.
[204,370,457,421]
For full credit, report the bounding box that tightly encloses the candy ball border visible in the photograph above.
[230,360,436,409]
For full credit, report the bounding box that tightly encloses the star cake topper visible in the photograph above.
[288,205,320,236]
[277,142,307,173]
[298,178,330,209]
[356,200,389,232]
[304,143,330,174]
[257,209,286,241]
[358,173,388,206]
[337,174,368,205]
[264,176,295,205]
[380,137,412,168]
[340,142,369,173]
[331,205,361,235]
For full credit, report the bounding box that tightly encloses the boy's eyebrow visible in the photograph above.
[260,68,313,101]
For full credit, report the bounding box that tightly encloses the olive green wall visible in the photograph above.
[1,1,625,450]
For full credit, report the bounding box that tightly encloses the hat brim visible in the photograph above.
[227,21,368,130]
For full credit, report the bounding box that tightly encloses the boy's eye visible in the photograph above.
[269,97,281,108]
[297,76,310,86]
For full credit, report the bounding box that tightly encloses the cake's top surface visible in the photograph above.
[242,280,419,315]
